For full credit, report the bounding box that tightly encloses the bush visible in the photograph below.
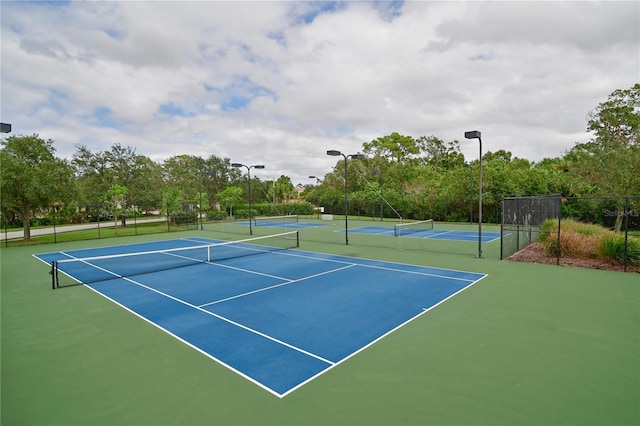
[598,234,640,265]
[233,209,255,219]
[540,218,640,265]
[207,210,227,221]
[281,202,316,216]
[539,219,558,243]
[560,218,606,236]
[542,230,599,258]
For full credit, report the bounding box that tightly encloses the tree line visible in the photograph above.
[2,84,638,240]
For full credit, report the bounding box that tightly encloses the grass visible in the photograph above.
[2,222,639,425]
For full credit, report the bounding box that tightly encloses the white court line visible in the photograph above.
[258,249,478,282]
[61,255,336,368]
[422,229,456,239]
[198,264,357,308]
[280,273,489,397]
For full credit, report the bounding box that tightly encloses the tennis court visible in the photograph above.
[235,214,328,230]
[348,221,503,242]
[34,232,485,397]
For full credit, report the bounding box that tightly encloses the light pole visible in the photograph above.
[465,131,483,258]
[231,163,265,235]
[326,150,365,245]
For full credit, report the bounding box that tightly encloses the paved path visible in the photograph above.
[2,217,167,240]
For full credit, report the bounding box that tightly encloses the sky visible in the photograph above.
[1,1,638,184]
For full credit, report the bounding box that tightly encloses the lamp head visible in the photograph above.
[326,150,342,156]
[464,130,481,140]
[231,163,243,168]
[350,153,366,160]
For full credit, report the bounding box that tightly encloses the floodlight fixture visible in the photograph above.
[464,130,481,140]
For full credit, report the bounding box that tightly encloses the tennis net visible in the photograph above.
[253,214,299,227]
[394,219,434,237]
[51,231,299,288]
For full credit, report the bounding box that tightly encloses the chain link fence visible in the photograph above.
[501,195,640,272]
[1,201,200,246]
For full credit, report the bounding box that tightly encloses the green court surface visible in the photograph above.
[1,223,638,426]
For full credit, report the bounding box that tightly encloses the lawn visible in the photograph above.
[1,224,638,425]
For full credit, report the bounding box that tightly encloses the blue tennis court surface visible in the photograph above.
[348,226,503,242]
[35,237,486,397]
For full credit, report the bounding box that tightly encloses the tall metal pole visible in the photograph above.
[478,137,483,258]
[465,131,483,258]
[327,150,365,245]
[199,170,203,230]
[469,166,473,223]
[248,167,253,235]
[343,155,349,245]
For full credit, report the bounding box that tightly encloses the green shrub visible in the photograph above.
[598,234,640,265]
[206,210,227,221]
[281,202,316,216]
[539,219,558,243]
[233,209,255,219]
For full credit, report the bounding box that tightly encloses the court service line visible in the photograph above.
[164,249,292,282]
[261,249,478,283]
[197,264,357,308]
[422,230,456,239]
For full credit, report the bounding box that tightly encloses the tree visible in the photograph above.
[202,156,235,210]
[216,186,243,217]
[362,132,419,163]
[163,155,201,201]
[0,134,75,241]
[567,84,640,231]
[103,184,128,235]
[72,143,163,222]
[416,136,464,170]
[72,144,113,207]
[162,187,182,226]
[272,175,295,204]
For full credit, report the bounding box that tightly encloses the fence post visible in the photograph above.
[500,198,504,260]
[97,206,101,239]
[556,207,562,266]
[624,196,629,273]
[53,208,57,244]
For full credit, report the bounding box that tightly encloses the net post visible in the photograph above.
[50,261,56,290]
[296,230,300,247]
[500,197,505,260]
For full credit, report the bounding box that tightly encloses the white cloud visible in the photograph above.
[1,1,638,184]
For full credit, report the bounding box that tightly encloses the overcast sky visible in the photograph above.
[1,1,638,184]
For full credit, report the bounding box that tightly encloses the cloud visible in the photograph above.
[1,1,638,184]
